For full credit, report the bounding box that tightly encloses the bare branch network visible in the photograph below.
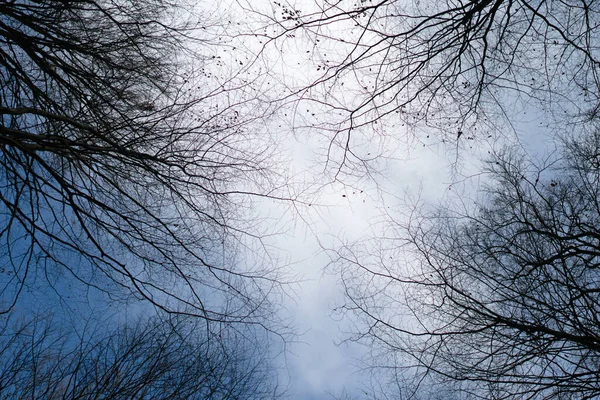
[0,312,282,399]
[329,127,600,398]
[254,0,600,172]
[0,0,293,328]
[0,1,294,396]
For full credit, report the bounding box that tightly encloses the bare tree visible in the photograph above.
[329,127,600,398]
[250,0,600,171]
[0,311,283,399]
[0,0,292,327]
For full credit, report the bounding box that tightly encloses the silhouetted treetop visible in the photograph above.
[0,0,288,328]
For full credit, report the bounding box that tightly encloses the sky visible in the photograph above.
[0,0,571,398]
[274,147,453,399]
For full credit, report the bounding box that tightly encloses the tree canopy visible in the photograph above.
[255,0,600,172]
[330,125,600,399]
[0,312,281,399]
[0,0,289,327]
[0,1,288,397]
